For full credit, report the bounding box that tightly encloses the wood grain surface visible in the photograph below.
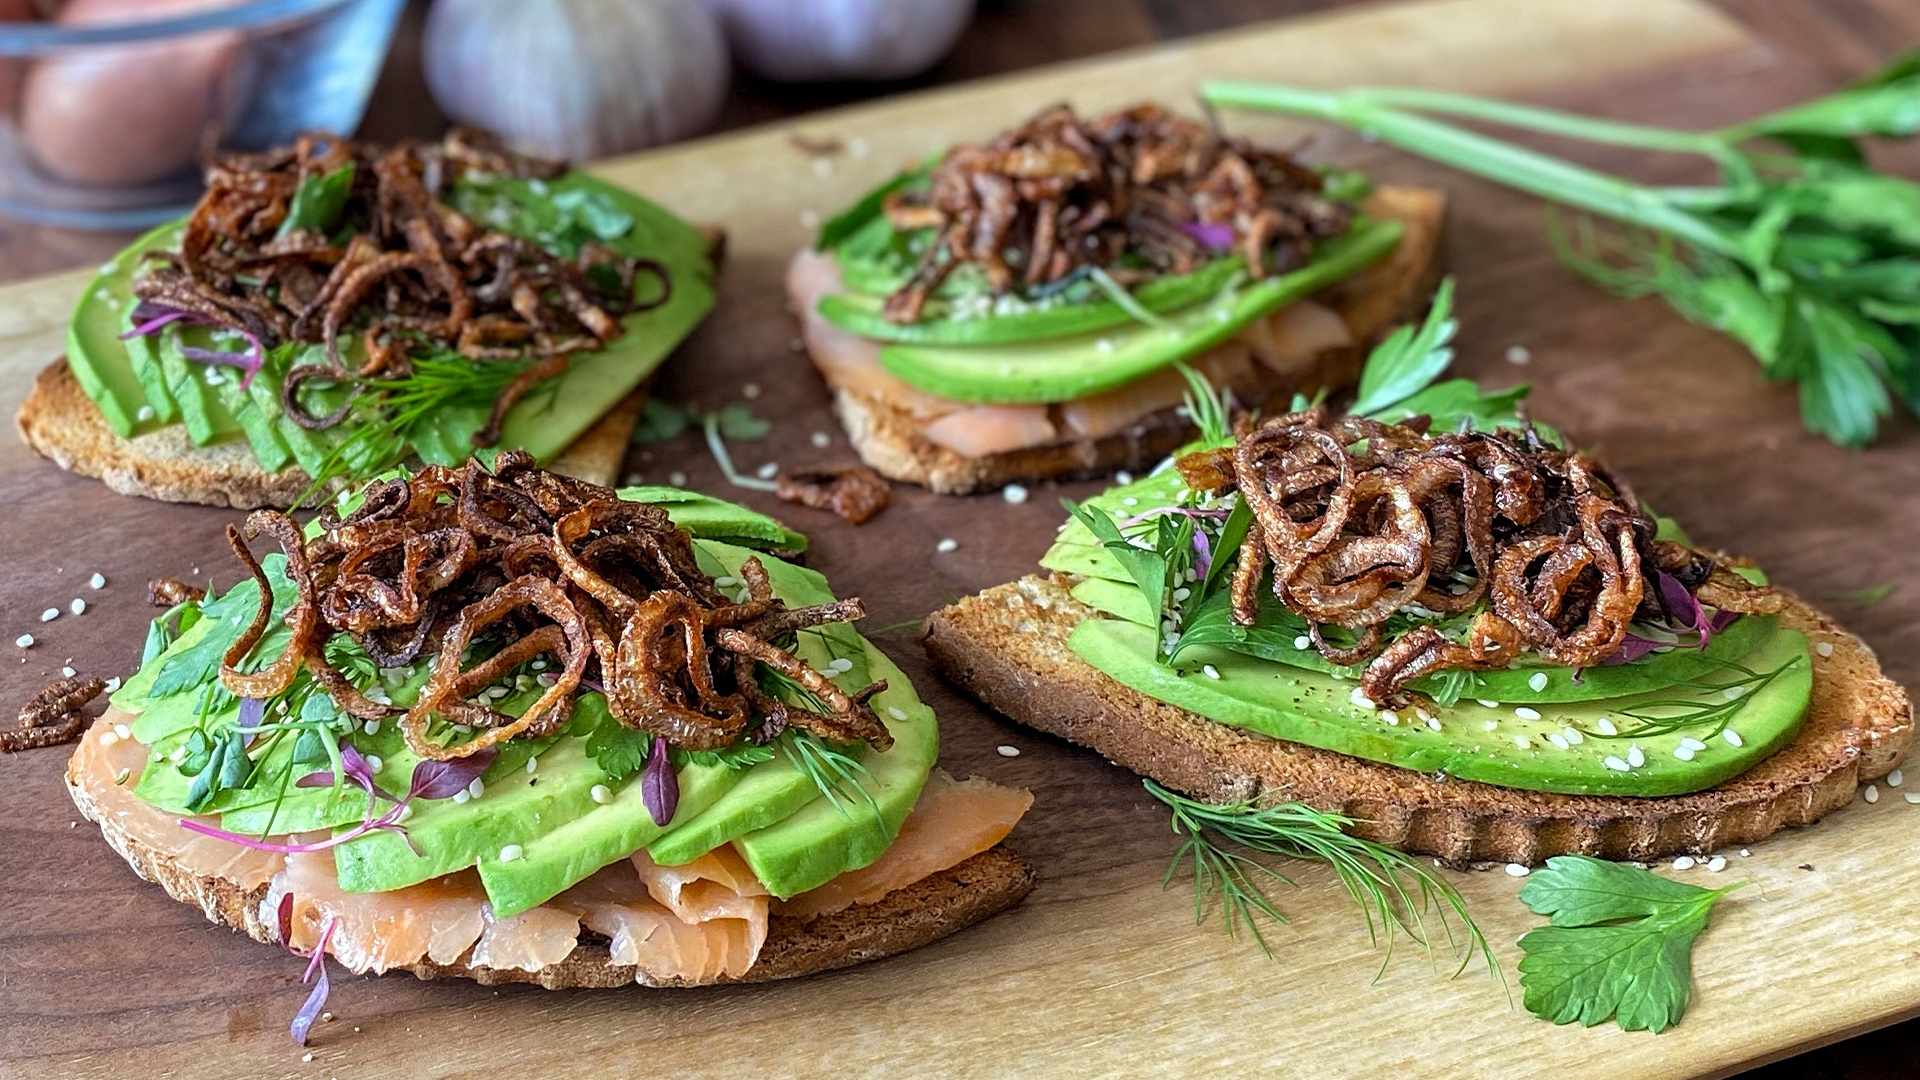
[1,2,1916,1079]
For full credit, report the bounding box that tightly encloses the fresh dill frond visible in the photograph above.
[1607,655,1800,740]
[782,732,883,823]
[1176,361,1232,447]
[1148,780,1496,977]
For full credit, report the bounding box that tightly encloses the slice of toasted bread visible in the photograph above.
[924,575,1912,865]
[802,186,1447,495]
[15,358,646,508]
[66,755,1036,990]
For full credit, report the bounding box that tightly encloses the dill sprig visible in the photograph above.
[1175,360,1232,447]
[782,732,883,822]
[1148,781,1495,977]
[1606,654,1801,740]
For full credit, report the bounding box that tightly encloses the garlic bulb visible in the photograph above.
[703,0,974,83]
[424,0,730,161]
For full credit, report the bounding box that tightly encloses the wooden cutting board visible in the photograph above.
[1,1,1914,1078]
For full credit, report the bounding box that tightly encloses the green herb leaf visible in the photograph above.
[1065,499,1169,640]
[633,397,692,442]
[1351,277,1458,417]
[585,721,652,782]
[1517,855,1741,1033]
[714,402,772,441]
[677,742,778,770]
[550,187,636,242]
[277,164,356,238]
[1175,361,1232,447]
[817,169,923,251]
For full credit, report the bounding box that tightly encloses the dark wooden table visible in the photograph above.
[0,2,1912,1076]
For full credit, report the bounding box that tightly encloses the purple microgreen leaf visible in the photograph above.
[1180,221,1236,250]
[1657,571,1709,647]
[1603,634,1667,666]
[118,307,190,340]
[1710,609,1741,632]
[641,737,678,827]
[236,697,266,747]
[1190,528,1213,584]
[276,891,294,947]
[288,916,336,1046]
[294,770,335,788]
[408,747,499,801]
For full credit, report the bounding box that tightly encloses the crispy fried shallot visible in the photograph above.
[1177,409,1779,701]
[775,466,892,525]
[3,675,105,753]
[881,103,1350,323]
[132,129,669,441]
[215,453,889,760]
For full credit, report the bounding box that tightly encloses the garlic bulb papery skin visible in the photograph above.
[424,0,730,161]
[703,0,975,83]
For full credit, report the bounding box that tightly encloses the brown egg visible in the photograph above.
[20,0,248,188]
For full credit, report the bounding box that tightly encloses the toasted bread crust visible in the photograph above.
[16,359,647,508]
[924,576,1913,864]
[65,761,1036,989]
[808,186,1447,495]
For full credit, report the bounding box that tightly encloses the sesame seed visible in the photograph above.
[798,209,820,228]
[1627,745,1645,768]
[61,665,75,678]
[1413,707,1434,723]
[756,462,779,480]
[1673,746,1695,761]
[1513,706,1542,721]
[1477,699,1500,709]
[996,745,1020,757]
[1002,483,1030,504]
[668,472,687,487]
[113,723,129,740]
[363,719,381,736]
[828,657,854,673]
[1739,849,1751,857]
[1425,716,1442,731]
[367,755,384,775]
[810,430,832,448]
[1121,497,1139,507]
[395,804,414,822]
[1349,688,1376,710]
[1381,710,1400,726]
[1548,733,1569,750]
[1814,641,1834,658]
[886,706,908,721]
[591,784,612,804]
[1679,737,1707,751]
[1505,345,1532,365]
[89,573,106,589]
[1864,785,1880,804]
[1603,755,1630,772]
[1505,863,1530,877]
[99,730,119,747]
[1481,720,1499,732]
[40,608,58,622]
[1672,856,1695,870]
[302,1052,314,1063]
[848,136,870,157]
[526,756,538,774]
[935,538,959,553]
[499,844,523,862]
[1516,735,1534,750]
[1594,717,1618,737]
[1172,587,1191,601]
[1294,636,1312,650]
[1528,672,1549,693]
[811,156,833,177]
[136,405,155,422]
[452,790,470,804]
[1721,685,1745,702]
[1904,793,1920,805]
[104,676,121,692]
[1115,471,1134,485]
[1202,664,1221,680]
[467,778,485,799]
[14,634,33,648]
[1722,729,1744,748]
[1888,769,1904,787]
[1561,728,1583,745]
[1706,856,1727,872]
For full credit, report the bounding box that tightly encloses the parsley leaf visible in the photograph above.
[584,720,652,782]
[1350,277,1457,416]
[633,397,692,442]
[277,163,356,238]
[1064,498,1170,637]
[1516,855,1742,1033]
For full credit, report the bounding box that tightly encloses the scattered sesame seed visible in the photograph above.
[99,730,119,747]
[363,719,382,736]
[1349,688,1376,710]
[1627,744,1645,768]
[1905,793,1920,805]
[1381,710,1400,726]
[811,156,833,177]
[394,804,413,823]
[1561,728,1583,745]
[847,136,870,157]
[113,767,131,785]
[1673,746,1695,761]
[61,665,75,678]
[668,471,687,487]
[15,634,34,648]
[40,608,58,622]
[1594,717,1618,736]
[1294,635,1312,650]
[1864,784,1880,804]
[1706,856,1727,872]
[104,676,121,692]
[1202,664,1221,680]
[996,745,1021,757]
[89,573,106,589]
[1603,755,1630,772]
[1814,641,1834,658]
[113,723,130,740]
[452,790,470,804]
[743,382,762,399]
[1515,735,1534,750]
[1425,716,1442,732]
[1505,863,1530,877]
[526,756,539,774]
[1477,699,1500,709]
[798,209,820,228]
[1115,471,1134,485]
[137,405,156,422]
[1513,706,1542,721]
[1172,587,1191,601]
[1722,729,1744,748]
[591,784,612,805]
[499,844,524,862]
[367,755,384,775]
[1002,483,1029,504]
[756,462,779,480]
[1888,769,1904,787]
[1505,345,1532,365]
[828,657,854,673]
[935,538,959,553]
[1739,849,1751,857]
[1672,856,1695,870]
[1528,671,1549,693]
[1721,685,1745,702]
[1679,736,1707,751]
[467,777,485,799]
[1548,733,1570,750]
[302,1052,314,1063]
[1481,720,1499,732]
[810,430,832,448]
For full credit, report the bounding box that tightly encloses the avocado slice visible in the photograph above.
[732,640,938,898]
[875,219,1402,404]
[1069,615,1811,796]
[619,487,809,553]
[817,256,1246,346]
[64,222,180,436]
